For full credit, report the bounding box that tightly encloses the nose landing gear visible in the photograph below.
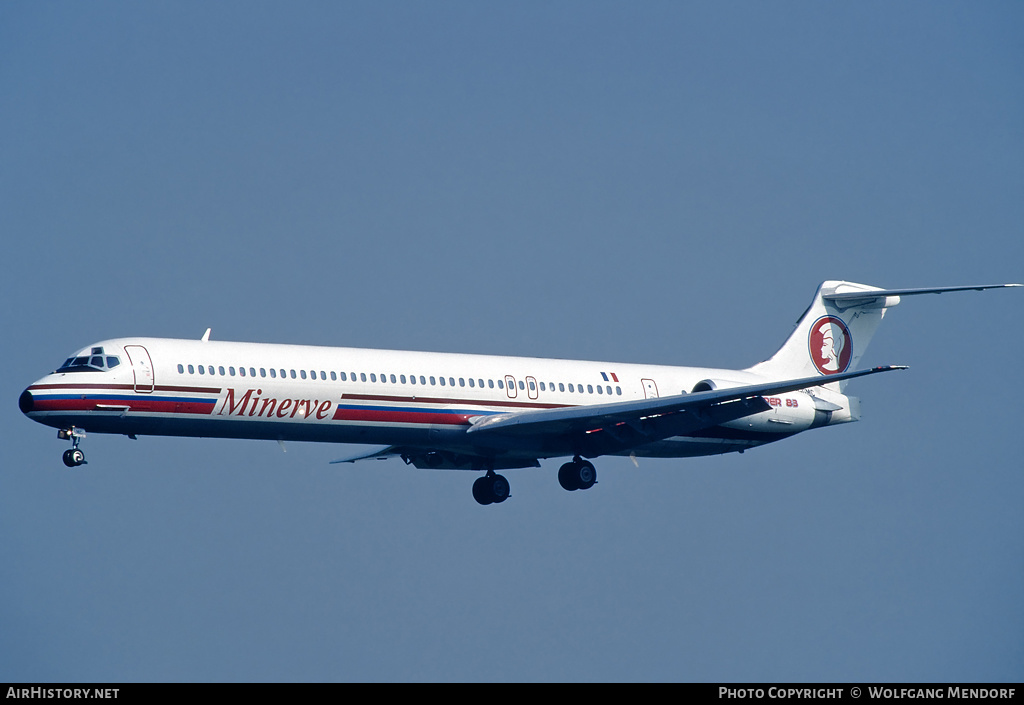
[58,427,87,467]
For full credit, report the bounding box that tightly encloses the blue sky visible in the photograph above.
[2,1,1022,681]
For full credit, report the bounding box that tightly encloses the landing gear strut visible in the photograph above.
[58,427,87,467]
[472,471,510,505]
[558,456,597,492]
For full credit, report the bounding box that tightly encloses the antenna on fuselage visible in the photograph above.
[201,328,211,342]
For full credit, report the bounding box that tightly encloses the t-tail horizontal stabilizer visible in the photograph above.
[823,283,1022,302]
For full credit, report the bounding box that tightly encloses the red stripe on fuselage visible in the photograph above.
[331,407,472,425]
[32,397,217,415]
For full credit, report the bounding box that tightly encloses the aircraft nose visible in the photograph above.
[19,388,34,415]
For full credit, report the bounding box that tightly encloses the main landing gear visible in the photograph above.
[472,471,510,505]
[558,456,597,492]
[471,456,598,505]
[58,427,87,467]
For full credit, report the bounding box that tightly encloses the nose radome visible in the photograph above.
[19,389,34,414]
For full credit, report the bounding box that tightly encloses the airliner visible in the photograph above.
[19,281,1019,505]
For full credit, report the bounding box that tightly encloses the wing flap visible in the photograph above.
[329,445,401,464]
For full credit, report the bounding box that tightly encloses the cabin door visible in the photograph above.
[125,345,155,393]
[642,378,659,399]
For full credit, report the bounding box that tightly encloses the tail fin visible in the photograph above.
[746,281,1021,390]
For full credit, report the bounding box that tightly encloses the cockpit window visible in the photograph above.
[56,347,121,373]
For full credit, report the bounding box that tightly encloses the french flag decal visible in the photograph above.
[600,372,619,382]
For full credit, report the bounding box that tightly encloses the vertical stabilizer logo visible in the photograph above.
[809,316,852,375]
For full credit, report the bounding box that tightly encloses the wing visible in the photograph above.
[466,365,906,454]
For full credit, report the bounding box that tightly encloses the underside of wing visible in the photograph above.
[329,445,402,464]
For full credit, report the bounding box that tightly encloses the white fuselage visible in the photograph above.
[21,337,850,467]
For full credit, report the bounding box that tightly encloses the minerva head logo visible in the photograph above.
[808,316,852,375]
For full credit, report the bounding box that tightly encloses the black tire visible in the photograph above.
[62,449,76,467]
[558,462,580,491]
[472,476,493,505]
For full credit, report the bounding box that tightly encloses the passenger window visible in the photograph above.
[497,380,504,389]
[409,374,416,384]
[360,373,367,382]
[391,374,397,383]
[250,368,256,377]
[559,383,565,392]
[187,364,195,374]
[539,382,545,391]
[439,377,446,386]
[330,371,336,381]
[260,368,266,378]
[340,372,347,381]
[449,377,455,387]
[616,386,622,395]
[290,370,296,379]
[370,373,376,382]
[468,378,475,388]
[430,376,436,385]
[198,366,205,375]
[518,381,525,390]
[568,383,573,392]
[177,364,184,374]
[478,379,484,388]
[587,385,593,393]
[400,375,406,384]
[488,379,494,389]
[459,378,465,387]
[301,370,307,380]
[420,376,426,385]
[606,386,612,395]
[597,385,603,394]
